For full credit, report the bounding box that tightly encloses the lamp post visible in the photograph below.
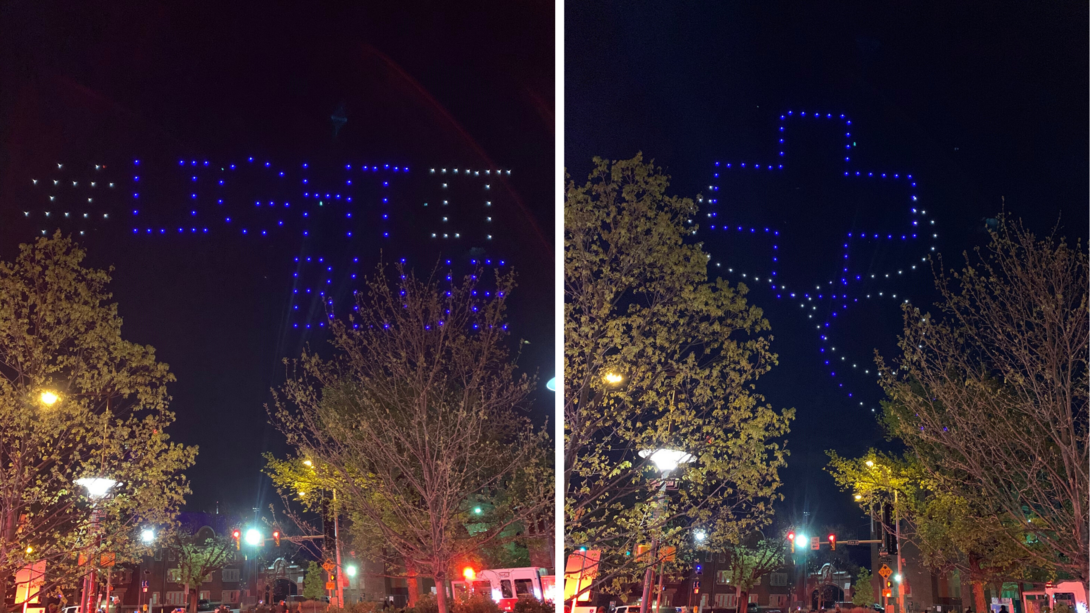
[76,477,118,613]
[638,449,693,613]
[139,530,155,613]
[865,461,904,613]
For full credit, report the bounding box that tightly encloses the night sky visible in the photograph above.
[567,0,1088,556]
[0,1,554,515]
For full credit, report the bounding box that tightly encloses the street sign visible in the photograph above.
[662,546,677,562]
[322,560,335,572]
[325,582,335,590]
[841,540,859,546]
[878,564,892,579]
[810,537,819,551]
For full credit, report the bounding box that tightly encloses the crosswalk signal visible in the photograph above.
[232,529,241,550]
[273,530,281,547]
[828,534,836,551]
[787,531,796,553]
[693,580,700,594]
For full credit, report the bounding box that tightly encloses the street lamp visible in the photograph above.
[603,372,623,385]
[244,528,263,546]
[693,530,707,543]
[76,477,118,499]
[345,566,357,578]
[639,448,694,474]
[141,529,156,545]
[865,460,874,468]
[638,448,693,613]
[76,477,117,613]
[39,391,60,406]
[546,377,557,391]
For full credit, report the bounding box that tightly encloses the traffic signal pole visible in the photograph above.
[895,490,904,613]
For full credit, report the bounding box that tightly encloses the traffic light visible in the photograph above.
[232,529,241,550]
[694,564,703,575]
[273,530,281,547]
[828,534,836,551]
[787,531,795,553]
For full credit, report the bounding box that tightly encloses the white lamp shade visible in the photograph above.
[639,449,694,474]
[75,477,118,499]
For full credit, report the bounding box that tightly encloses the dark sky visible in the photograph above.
[567,0,1088,554]
[0,0,554,514]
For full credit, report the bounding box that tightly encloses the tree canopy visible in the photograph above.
[564,155,793,596]
[0,234,197,609]
[877,216,1087,586]
[269,264,552,613]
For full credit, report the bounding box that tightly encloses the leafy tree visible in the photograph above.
[875,215,1087,589]
[0,234,197,611]
[827,450,1048,612]
[852,568,873,606]
[303,561,326,600]
[270,264,552,613]
[724,534,787,608]
[173,535,236,613]
[564,155,793,598]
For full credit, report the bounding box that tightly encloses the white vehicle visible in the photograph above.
[451,567,551,611]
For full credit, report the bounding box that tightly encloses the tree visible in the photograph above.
[173,535,236,613]
[564,155,794,597]
[852,568,873,606]
[0,234,197,612]
[875,215,1087,589]
[724,534,787,609]
[303,562,325,600]
[826,450,1042,612]
[270,264,552,613]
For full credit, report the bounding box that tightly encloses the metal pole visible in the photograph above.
[639,481,667,613]
[895,490,904,613]
[333,490,345,608]
[653,559,665,612]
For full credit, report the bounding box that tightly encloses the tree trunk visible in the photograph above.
[188,587,198,613]
[971,583,986,613]
[434,572,447,613]
[405,563,419,607]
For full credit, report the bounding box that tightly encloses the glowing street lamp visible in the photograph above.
[141,529,156,545]
[75,477,118,499]
[865,460,875,468]
[345,566,357,577]
[693,530,707,543]
[794,533,808,549]
[639,448,694,475]
[39,391,60,406]
[244,528,263,546]
[603,372,623,385]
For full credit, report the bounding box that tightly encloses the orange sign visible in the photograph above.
[325,582,335,590]
[564,550,601,602]
[661,546,676,563]
[101,553,116,567]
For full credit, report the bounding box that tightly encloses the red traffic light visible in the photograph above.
[786,531,796,553]
[273,530,281,547]
[232,529,241,550]
[828,533,836,550]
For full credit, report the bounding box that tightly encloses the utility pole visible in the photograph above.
[895,490,904,613]
[333,489,345,608]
